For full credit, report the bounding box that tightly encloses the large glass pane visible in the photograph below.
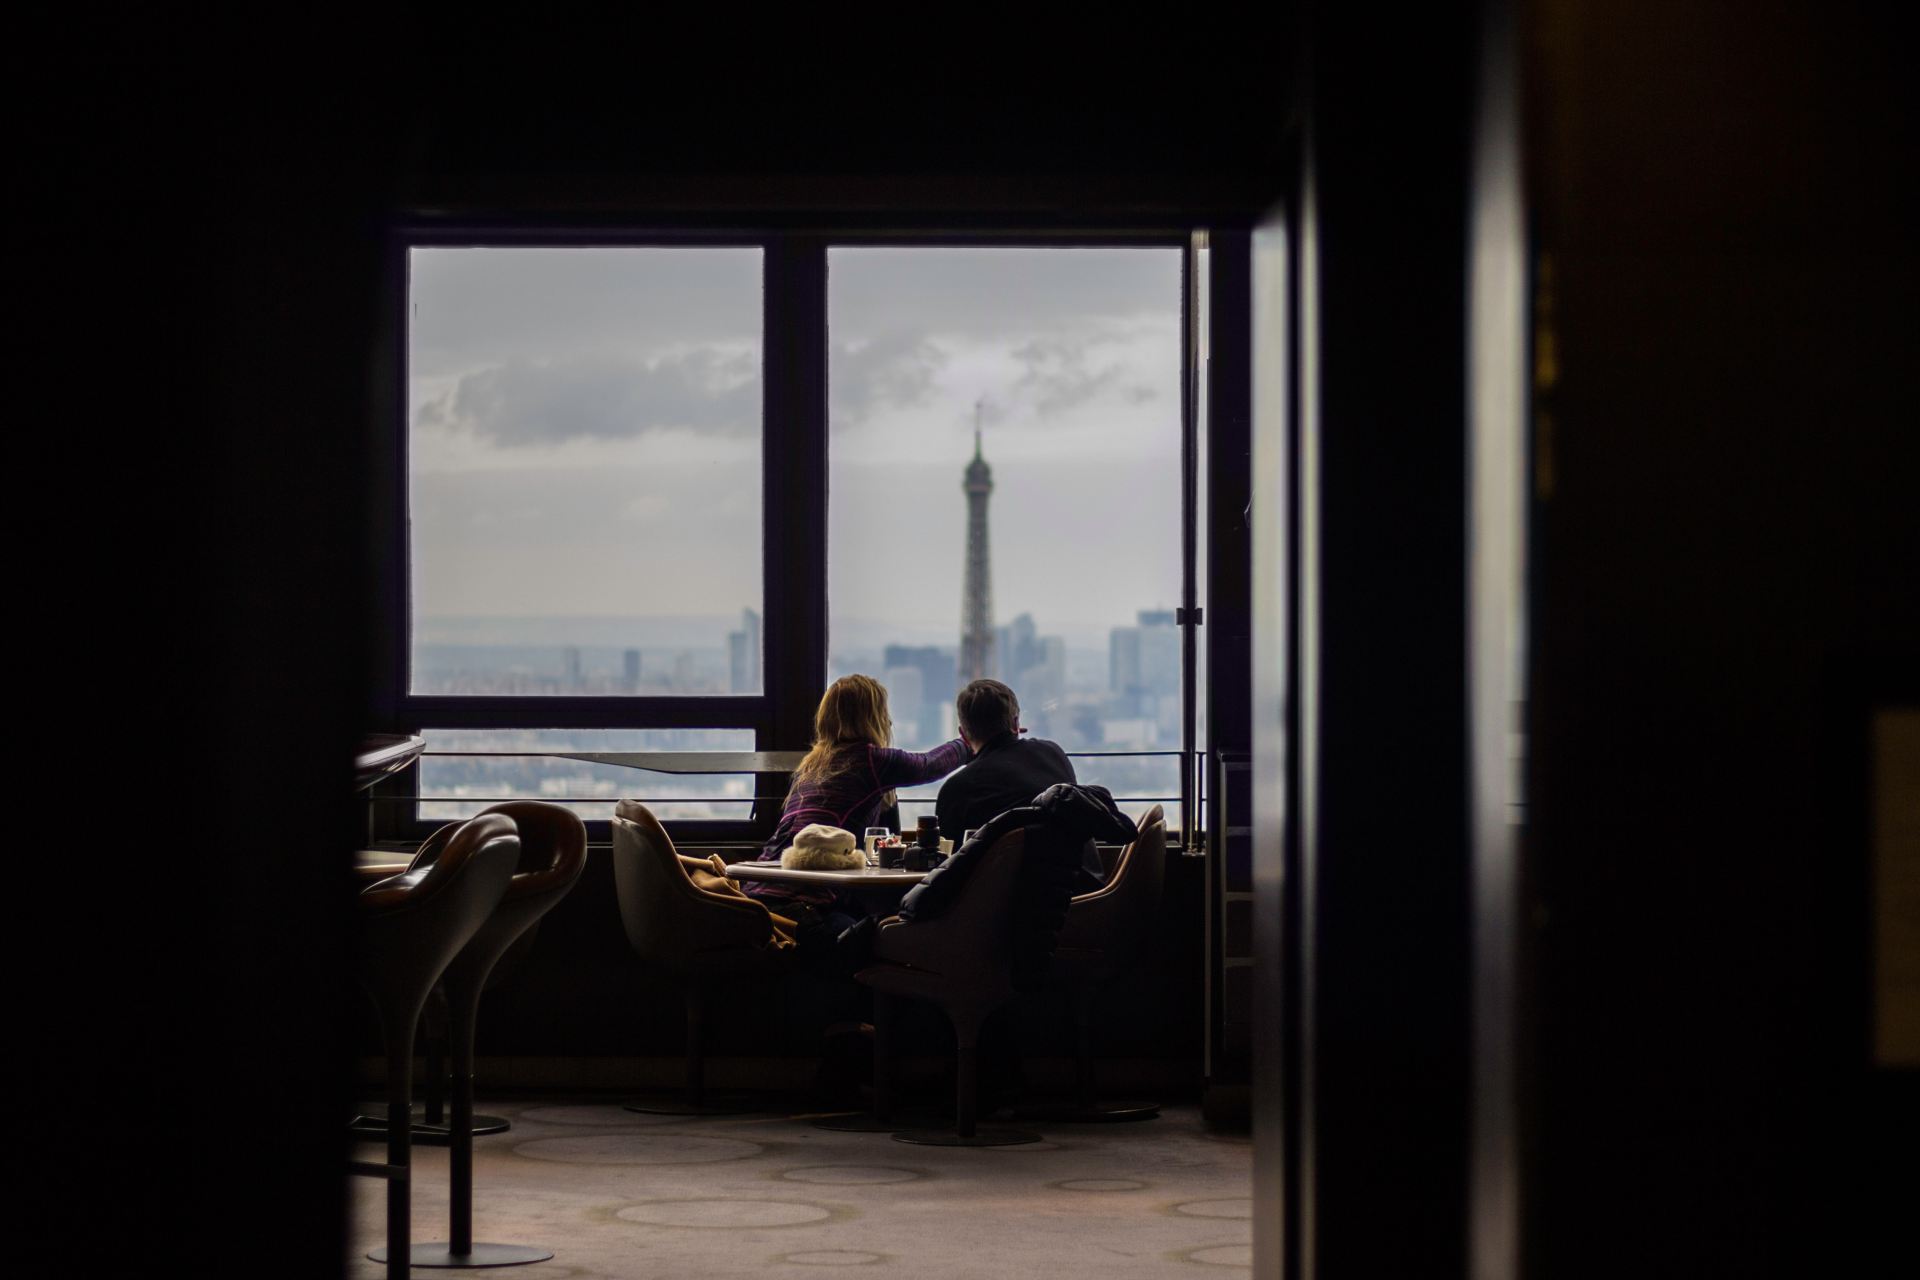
[828,248,1184,782]
[417,728,756,823]
[409,247,763,695]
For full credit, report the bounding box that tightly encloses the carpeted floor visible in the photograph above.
[347,1100,1252,1277]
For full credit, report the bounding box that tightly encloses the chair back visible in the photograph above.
[942,827,1028,970]
[610,800,778,975]
[472,800,589,899]
[1059,803,1167,962]
[357,813,520,1007]
[868,827,1028,994]
[449,801,590,988]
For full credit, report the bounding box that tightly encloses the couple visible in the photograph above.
[743,673,1100,952]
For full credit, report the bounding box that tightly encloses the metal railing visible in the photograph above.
[382,746,1200,844]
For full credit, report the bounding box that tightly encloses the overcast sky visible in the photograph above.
[410,246,1183,649]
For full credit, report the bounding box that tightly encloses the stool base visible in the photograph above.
[808,1108,942,1133]
[369,1243,554,1268]
[623,1091,764,1116]
[1014,1099,1161,1123]
[892,1126,1041,1147]
[351,1108,512,1144]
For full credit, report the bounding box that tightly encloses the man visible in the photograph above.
[936,679,1105,891]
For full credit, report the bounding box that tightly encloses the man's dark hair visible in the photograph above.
[956,679,1020,741]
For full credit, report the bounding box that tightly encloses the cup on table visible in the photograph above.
[863,827,890,868]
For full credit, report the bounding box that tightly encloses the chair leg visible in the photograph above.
[378,1003,416,1280]
[892,1003,1040,1148]
[1014,983,1162,1124]
[424,994,448,1128]
[956,1047,982,1136]
[811,993,940,1132]
[685,983,706,1109]
[1075,986,1096,1110]
[625,982,762,1117]
[350,986,509,1144]
[872,991,893,1126]
[398,975,553,1269]
[448,984,477,1256]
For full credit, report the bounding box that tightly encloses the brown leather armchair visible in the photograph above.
[611,799,793,1114]
[857,828,1041,1147]
[353,812,519,1280]
[1025,803,1168,1122]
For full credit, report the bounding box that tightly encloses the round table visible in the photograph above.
[723,860,930,914]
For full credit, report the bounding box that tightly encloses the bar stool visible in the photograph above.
[858,828,1041,1147]
[611,800,792,1115]
[352,813,519,1280]
[1019,804,1167,1122]
[368,800,588,1270]
[351,831,546,1143]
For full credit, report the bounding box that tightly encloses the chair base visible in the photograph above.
[350,1106,512,1144]
[369,1243,554,1268]
[1014,1099,1162,1123]
[808,1108,945,1133]
[892,1125,1042,1147]
[623,1090,766,1116]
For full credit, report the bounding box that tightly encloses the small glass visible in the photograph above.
[863,827,890,868]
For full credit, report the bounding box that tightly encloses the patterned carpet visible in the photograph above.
[347,1100,1252,1277]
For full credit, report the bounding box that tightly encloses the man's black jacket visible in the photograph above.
[936,734,1107,890]
[885,783,1139,990]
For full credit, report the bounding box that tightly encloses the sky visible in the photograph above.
[409,245,1184,650]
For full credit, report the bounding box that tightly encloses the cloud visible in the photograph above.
[415,348,759,445]
[1009,334,1127,417]
[831,331,948,422]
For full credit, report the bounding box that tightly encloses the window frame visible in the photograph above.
[370,225,1204,848]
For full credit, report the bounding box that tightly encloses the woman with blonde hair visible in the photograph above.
[744,674,970,935]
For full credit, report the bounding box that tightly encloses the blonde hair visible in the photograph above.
[792,674,895,796]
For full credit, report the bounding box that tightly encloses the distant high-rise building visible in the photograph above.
[883,644,957,746]
[959,416,995,682]
[1135,610,1181,697]
[995,612,1066,709]
[563,645,583,689]
[623,648,641,692]
[997,612,1039,681]
[728,607,761,694]
[1109,628,1142,695]
[1109,610,1181,734]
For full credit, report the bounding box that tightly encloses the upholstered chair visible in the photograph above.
[1024,804,1168,1122]
[611,799,793,1114]
[857,828,1042,1146]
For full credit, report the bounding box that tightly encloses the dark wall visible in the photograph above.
[1292,1,1480,1274]
[1523,3,1917,1275]
[23,32,406,1278]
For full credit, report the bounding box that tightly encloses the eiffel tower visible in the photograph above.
[959,403,995,683]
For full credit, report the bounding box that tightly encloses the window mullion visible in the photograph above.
[761,236,831,754]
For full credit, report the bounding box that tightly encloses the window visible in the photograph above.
[408,246,764,697]
[380,233,1200,842]
[829,247,1187,827]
